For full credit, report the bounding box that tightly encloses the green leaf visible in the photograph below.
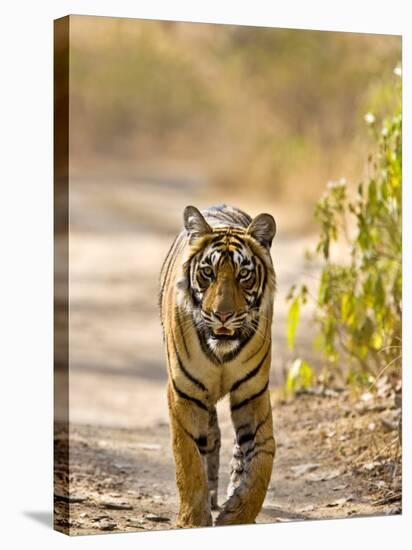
[286,358,313,396]
[287,297,300,350]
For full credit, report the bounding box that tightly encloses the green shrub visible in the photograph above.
[287,81,402,387]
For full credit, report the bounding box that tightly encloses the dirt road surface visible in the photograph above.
[54,388,401,535]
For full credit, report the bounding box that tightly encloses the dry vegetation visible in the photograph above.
[69,17,400,227]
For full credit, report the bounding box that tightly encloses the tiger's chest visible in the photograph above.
[185,330,268,404]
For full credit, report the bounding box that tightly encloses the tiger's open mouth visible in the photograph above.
[214,327,233,335]
[211,327,237,340]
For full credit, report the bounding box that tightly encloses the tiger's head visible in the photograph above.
[178,205,276,362]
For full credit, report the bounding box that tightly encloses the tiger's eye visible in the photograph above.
[202,266,214,277]
[239,267,249,278]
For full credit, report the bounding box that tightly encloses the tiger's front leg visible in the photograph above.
[167,382,212,528]
[215,385,275,525]
[207,406,221,510]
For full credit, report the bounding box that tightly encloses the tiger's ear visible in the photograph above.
[247,213,277,248]
[183,206,212,238]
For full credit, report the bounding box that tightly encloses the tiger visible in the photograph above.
[159,204,277,528]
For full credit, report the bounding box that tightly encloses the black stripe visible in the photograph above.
[231,380,269,412]
[159,234,182,313]
[243,318,269,362]
[196,435,207,448]
[175,417,208,454]
[165,345,173,379]
[172,378,208,411]
[237,432,255,446]
[187,254,202,307]
[245,436,275,457]
[247,449,275,461]
[206,438,220,455]
[230,344,271,393]
[190,287,201,307]
[172,337,206,391]
[229,241,243,251]
[208,234,227,245]
[258,262,266,296]
[196,435,208,455]
[228,234,248,246]
[209,407,218,423]
[175,312,190,358]
[236,422,250,432]
[253,261,267,309]
[236,408,271,445]
[255,408,271,432]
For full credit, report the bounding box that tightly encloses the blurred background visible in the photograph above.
[58,16,401,429]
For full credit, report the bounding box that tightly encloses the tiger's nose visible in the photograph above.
[214,311,234,323]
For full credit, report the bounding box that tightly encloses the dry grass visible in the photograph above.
[65,16,401,230]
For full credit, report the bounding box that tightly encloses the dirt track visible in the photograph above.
[54,387,401,535]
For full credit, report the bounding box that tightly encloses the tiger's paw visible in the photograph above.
[176,510,213,529]
[214,493,258,526]
[214,509,256,526]
[214,498,241,525]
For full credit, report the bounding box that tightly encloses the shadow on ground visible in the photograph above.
[23,511,53,529]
